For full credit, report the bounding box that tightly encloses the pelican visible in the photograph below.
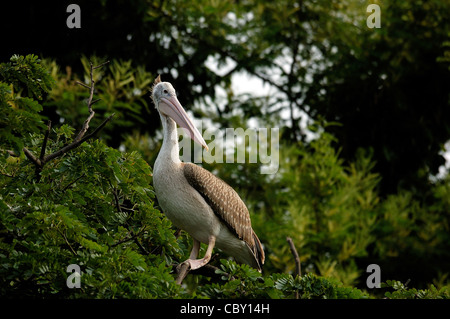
[151,75,265,272]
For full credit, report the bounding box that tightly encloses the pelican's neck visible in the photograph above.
[158,115,181,165]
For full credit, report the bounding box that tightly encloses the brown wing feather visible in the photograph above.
[183,163,265,269]
[183,163,253,245]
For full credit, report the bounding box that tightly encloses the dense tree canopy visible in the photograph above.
[3,0,449,193]
[1,0,449,299]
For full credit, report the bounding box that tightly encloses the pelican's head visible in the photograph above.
[151,75,208,150]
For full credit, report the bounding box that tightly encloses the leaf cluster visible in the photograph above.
[0,54,54,100]
[198,259,368,299]
[382,280,450,299]
[0,55,53,155]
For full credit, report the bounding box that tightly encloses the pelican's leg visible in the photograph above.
[189,238,201,259]
[186,236,216,270]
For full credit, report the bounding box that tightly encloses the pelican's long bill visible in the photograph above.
[159,96,209,150]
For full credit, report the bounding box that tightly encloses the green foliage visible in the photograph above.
[0,54,53,155]
[0,54,54,100]
[2,29,450,298]
[244,130,379,286]
[0,54,183,298]
[6,0,450,194]
[199,259,368,299]
[42,56,154,147]
[219,126,450,290]
[304,0,450,193]
[382,280,450,299]
[0,136,184,297]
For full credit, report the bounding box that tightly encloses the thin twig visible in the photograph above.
[87,62,95,111]
[23,147,42,167]
[286,237,302,278]
[174,228,182,238]
[112,227,147,248]
[74,61,96,143]
[111,230,140,247]
[90,98,101,106]
[131,231,149,255]
[75,81,90,89]
[93,60,110,70]
[57,228,77,256]
[62,173,85,192]
[404,279,411,288]
[287,237,301,299]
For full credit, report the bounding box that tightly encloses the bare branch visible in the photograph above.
[74,62,95,143]
[75,81,90,89]
[78,113,115,143]
[112,230,141,247]
[73,60,110,143]
[286,237,302,278]
[287,236,301,299]
[90,98,101,106]
[87,62,95,107]
[191,263,233,279]
[93,60,110,70]
[176,261,191,285]
[0,172,14,178]
[23,147,42,168]
[57,228,77,256]
[73,109,96,143]
[6,150,19,157]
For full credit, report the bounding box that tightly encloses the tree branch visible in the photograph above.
[6,150,19,157]
[287,236,301,299]
[286,237,302,278]
[43,113,115,163]
[23,60,113,177]
[73,60,105,143]
[93,60,111,70]
[75,81,90,89]
[23,147,42,167]
[176,261,191,285]
[62,173,85,192]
